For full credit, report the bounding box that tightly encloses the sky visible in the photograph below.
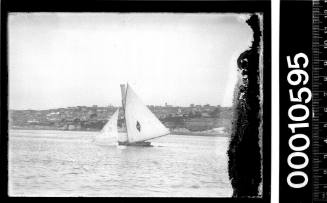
[9,13,253,110]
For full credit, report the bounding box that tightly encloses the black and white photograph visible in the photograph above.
[4,1,271,199]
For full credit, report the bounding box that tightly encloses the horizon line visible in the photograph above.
[9,103,233,111]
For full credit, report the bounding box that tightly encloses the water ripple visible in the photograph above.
[9,130,232,197]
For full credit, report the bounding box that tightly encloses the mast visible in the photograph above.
[120,84,127,110]
[120,83,129,142]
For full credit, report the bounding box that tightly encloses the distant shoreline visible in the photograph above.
[9,128,229,137]
[170,132,229,137]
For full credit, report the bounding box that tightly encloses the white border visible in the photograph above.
[271,0,280,202]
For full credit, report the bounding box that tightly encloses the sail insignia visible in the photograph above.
[136,121,141,132]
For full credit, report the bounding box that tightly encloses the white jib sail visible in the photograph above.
[101,108,119,140]
[124,84,170,143]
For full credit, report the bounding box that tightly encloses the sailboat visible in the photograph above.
[102,83,170,146]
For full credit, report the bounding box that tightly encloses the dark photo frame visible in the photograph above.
[1,0,271,202]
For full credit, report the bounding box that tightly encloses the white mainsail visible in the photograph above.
[124,84,170,143]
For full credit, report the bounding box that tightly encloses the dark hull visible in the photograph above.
[118,141,152,147]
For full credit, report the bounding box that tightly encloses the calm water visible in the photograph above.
[8,130,232,197]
